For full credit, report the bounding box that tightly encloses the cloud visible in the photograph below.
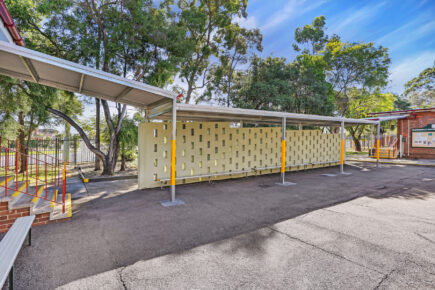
[260,0,328,32]
[389,51,435,94]
[328,1,386,38]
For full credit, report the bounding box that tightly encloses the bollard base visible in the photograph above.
[276,181,296,186]
[160,199,185,207]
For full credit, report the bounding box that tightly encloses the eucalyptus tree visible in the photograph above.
[323,37,391,117]
[404,63,435,108]
[202,24,262,106]
[7,0,186,175]
[172,0,249,103]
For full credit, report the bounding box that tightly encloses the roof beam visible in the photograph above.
[19,56,39,83]
[78,74,85,93]
[115,87,132,102]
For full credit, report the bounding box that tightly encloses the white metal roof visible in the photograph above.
[365,115,410,122]
[0,41,176,108]
[153,104,379,126]
[0,41,378,127]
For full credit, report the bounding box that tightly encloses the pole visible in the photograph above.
[340,121,344,174]
[281,117,286,184]
[376,122,380,167]
[170,97,176,202]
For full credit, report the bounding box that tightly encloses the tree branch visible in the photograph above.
[46,107,106,162]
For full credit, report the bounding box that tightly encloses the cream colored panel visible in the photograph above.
[138,122,340,188]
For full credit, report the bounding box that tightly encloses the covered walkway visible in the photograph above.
[0,41,381,205]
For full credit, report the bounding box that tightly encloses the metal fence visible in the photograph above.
[1,138,104,166]
[345,134,396,151]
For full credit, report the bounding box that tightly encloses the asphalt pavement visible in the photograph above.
[4,162,435,289]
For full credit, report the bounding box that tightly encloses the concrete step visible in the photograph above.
[32,186,56,214]
[0,180,28,200]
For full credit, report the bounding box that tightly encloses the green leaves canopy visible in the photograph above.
[404,64,435,108]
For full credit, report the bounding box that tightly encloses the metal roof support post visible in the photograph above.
[171,97,176,202]
[276,117,295,186]
[160,97,184,207]
[340,121,344,174]
[377,122,381,168]
[337,121,351,176]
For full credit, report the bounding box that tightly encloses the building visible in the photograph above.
[368,108,435,159]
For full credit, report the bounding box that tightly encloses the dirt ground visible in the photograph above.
[80,162,137,178]
[3,161,435,289]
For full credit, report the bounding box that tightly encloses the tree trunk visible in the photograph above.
[46,106,107,171]
[120,143,126,171]
[120,154,126,171]
[18,111,26,173]
[352,134,362,152]
[95,98,101,170]
[185,84,193,104]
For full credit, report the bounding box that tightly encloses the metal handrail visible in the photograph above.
[0,137,67,213]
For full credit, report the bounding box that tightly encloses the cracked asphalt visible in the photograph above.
[3,162,435,289]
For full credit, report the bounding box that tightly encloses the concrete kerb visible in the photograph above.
[347,158,435,167]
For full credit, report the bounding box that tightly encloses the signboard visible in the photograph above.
[412,124,435,148]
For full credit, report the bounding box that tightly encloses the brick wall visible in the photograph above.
[397,111,435,159]
[0,201,69,233]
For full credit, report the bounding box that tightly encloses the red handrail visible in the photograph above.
[0,137,66,209]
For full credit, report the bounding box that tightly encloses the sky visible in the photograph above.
[77,0,435,130]
[237,0,435,94]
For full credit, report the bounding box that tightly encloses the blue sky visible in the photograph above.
[237,0,435,94]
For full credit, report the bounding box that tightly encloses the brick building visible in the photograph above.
[369,108,435,159]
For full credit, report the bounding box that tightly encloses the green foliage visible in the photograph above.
[345,89,395,151]
[118,118,138,162]
[172,0,252,103]
[203,24,263,106]
[293,15,328,55]
[324,38,391,116]
[394,96,411,110]
[0,75,61,141]
[231,55,334,115]
[404,63,435,108]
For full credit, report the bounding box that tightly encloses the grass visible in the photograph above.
[0,168,62,186]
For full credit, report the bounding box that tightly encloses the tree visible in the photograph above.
[231,55,334,115]
[203,24,262,106]
[285,54,334,115]
[8,0,185,175]
[404,63,435,108]
[232,56,292,111]
[344,89,395,151]
[0,75,64,171]
[394,96,411,110]
[117,118,138,171]
[323,37,391,116]
[174,0,249,103]
[293,15,328,55]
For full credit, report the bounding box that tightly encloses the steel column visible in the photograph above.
[340,121,344,174]
[276,117,295,186]
[281,117,286,184]
[170,96,176,202]
[377,122,381,167]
